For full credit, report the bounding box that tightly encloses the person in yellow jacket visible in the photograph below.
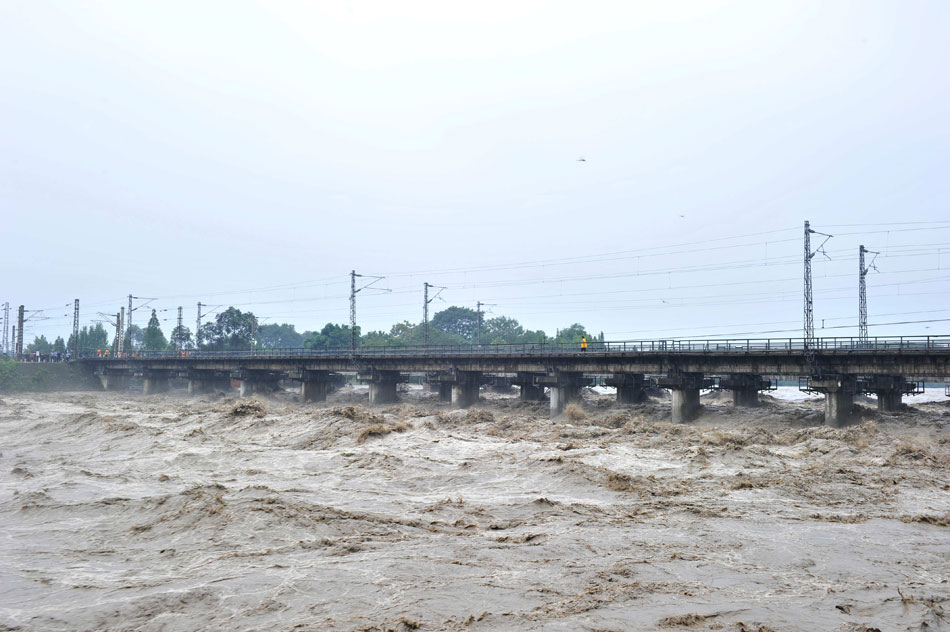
[580,336,588,352]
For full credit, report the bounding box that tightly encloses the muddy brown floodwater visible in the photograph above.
[1,387,948,631]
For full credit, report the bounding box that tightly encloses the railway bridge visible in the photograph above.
[77,336,950,427]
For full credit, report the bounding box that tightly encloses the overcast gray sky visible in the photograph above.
[2,0,949,345]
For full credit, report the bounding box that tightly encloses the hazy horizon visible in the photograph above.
[3,1,949,346]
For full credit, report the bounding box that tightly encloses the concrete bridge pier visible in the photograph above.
[187,374,213,395]
[239,371,281,398]
[143,370,171,395]
[808,376,856,427]
[426,373,458,403]
[540,372,589,417]
[452,371,482,408]
[299,370,333,403]
[187,371,229,395]
[606,373,646,404]
[520,384,546,401]
[438,383,452,402]
[98,371,129,392]
[549,385,581,416]
[719,374,770,408]
[657,373,709,423]
[512,373,546,402]
[363,370,401,405]
[866,375,909,412]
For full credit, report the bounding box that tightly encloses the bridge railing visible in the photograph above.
[78,335,950,360]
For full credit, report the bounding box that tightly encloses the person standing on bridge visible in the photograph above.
[581,336,588,352]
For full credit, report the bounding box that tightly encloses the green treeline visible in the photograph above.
[8,305,604,357]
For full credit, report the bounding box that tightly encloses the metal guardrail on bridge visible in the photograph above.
[77,335,950,361]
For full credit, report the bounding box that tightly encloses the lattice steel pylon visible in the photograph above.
[72,300,79,357]
[475,301,495,345]
[858,244,879,346]
[423,282,446,347]
[177,306,184,351]
[804,221,814,345]
[350,270,358,352]
[803,220,832,348]
[2,302,9,356]
[117,307,125,355]
[196,302,203,349]
[16,305,24,357]
[349,270,389,352]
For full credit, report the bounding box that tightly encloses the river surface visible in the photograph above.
[1,387,948,631]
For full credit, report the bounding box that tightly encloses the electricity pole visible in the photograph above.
[117,307,125,354]
[803,220,832,348]
[475,301,496,345]
[2,302,8,356]
[177,306,184,351]
[350,270,389,352]
[477,301,483,345]
[423,282,445,347]
[72,299,79,357]
[196,302,203,348]
[125,296,156,351]
[350,270,357,352]
[858,244,879,346]
[16,305,24,357]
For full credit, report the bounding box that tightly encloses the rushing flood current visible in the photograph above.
[1,387,948,631]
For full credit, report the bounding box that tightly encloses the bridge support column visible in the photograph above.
[143,370,171,395]
[188,377,211,395]
[187,371,222,395]
[540,372,589,417]
[512,373,546,402]
[487,376,512,394]
[550,385,581,416]
[606,373,646,404]
[719,374,770,408]
[657,373,710,423]
[363,370,401,405]
[808,376,856,428]
[301,380,328,402]
[520,384,545,401]
[299,370,333,403]
[438,383,452,402]
[98,371,129,392]
[451,371,482,408]
[866,375,910,412]
[239,371,281,398]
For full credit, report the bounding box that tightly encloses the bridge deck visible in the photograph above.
[77,336,950,380]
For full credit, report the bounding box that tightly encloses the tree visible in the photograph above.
[52,336,66,354]
[27,335,52,353]
[216,307,257,349]
[304,323,358,349]
[360,329,395,346]
[482,316,524,343]
[431,306,479,341]
[554,323,589,344]
[198,322,221,350]
[69,323,110,355]
[257,323,303,349]
[142,310,168,351]
[124,324,143,351]
[169,324,194,350]
[197,307,258,350]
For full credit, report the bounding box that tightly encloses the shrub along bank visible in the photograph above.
[0,362,101,393]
